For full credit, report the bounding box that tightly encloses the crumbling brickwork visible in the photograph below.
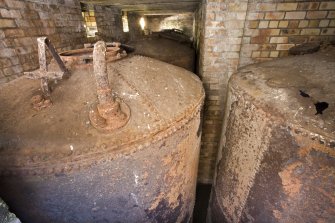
[0,0,86,84]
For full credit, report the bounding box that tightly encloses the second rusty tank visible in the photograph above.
[208,46,335,223]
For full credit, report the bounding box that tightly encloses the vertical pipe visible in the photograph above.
[93,41,114,105]
[37,37,50,98]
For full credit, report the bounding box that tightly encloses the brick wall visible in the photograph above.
[128,12,143,41]
[240,0,335,66]
[160,13,194,37]
[0,0,86,84]
[197,0,249,183]
[146,13,194,38]
[146,16,165,32]
[197,0,335,184]
[95,5,125,42]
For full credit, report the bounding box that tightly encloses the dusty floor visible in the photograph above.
[128,36,196,72]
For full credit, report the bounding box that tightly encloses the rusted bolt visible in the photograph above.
[89,41,130,131]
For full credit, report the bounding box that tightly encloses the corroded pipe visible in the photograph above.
[37,37,50,99]
[93,41,114,104]
[89,41,130,131]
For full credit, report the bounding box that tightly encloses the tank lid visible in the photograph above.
[0,55,204,175]
[231,46,335,138]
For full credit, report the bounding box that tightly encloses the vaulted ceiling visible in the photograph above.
[80,0,201,14]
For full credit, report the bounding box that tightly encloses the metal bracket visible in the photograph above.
[24,37,69,110]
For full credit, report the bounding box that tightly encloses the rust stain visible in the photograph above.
[272,209,282,220]
[311,185,335,204]
[294,133,335,158]
[278,161,303,198]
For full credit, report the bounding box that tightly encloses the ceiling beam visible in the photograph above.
[81,0,199,5]
[80,0,200,13]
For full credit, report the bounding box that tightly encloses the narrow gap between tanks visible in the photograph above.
[193,183,212,223]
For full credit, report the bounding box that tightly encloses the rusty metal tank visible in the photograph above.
[208,46,335,223]
[0,41,204,223]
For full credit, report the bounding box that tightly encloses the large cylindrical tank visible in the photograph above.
[0,53,204,222]
[208,47,335,223]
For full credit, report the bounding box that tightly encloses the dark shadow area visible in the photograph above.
[315,101,329,115]
[128,36,196,72]
[193,183,212,223]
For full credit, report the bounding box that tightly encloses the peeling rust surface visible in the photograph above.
[0,55,204,222]
[209,46,335,223]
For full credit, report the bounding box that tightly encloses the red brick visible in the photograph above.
[247,12,264,20]
[259,29,280,36]
[320,2,335,10]
[301,28,321,35]
[4,0,26,9]
[260,51,270,57]
[269,21,279,28]
[281,29,301,35]
[306,11,328,19]
[321,28,335,35]
[277,3,298,11]
[288,36,308,44]
[279,21,289,28]
[308,20,320,28]
[285,11,306,20]
[265,12,285,20]
[320,20,330,27]
[251,35,269,44]
[246,21,259,29]
[270,37,288,44]
[0,19,17,28]
[256,3,276,12]
[298,20,309,28]
[288,20,299,28]
[0,9,21,19]
[4,29,25,38]
[297,2,320,10]
[276,44,295,50]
